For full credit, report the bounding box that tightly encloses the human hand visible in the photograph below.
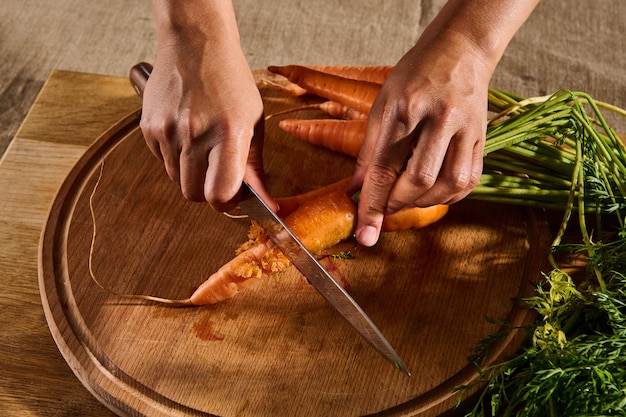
[348,32,489,247]
[347,0,538,247]
[140,1,274,212]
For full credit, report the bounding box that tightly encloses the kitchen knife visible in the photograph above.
[129,62,410,376]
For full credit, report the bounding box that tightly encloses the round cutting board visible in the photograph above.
[39,86,552,417]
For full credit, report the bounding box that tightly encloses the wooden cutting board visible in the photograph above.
[38,77,552,417]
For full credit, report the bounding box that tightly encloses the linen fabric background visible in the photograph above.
[2,0,625,157]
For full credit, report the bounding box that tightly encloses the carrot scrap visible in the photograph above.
[252,68,307,95]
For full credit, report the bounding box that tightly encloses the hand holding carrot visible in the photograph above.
[349,0,539,247]
[141,1,274,212]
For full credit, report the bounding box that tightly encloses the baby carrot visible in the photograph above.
[278,118,366,158]
[268,65,381,115]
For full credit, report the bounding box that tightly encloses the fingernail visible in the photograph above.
[357,225,379,247]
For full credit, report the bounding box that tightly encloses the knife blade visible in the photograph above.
[128,62,410,376]
[239,182,410,376]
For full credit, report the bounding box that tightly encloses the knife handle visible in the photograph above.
[129,62,153,97]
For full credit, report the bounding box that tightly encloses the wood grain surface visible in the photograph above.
[0,71,141,417]
[35,72,552,417]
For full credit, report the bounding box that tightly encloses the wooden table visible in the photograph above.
[0,71,140,416]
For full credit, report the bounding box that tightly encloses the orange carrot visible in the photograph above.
[275,176,352,217]
[268,65,381,115]
[381,205,449,232]
[188,190,357,305]
[276,179,448,232]
[279,118,366,158]
[305,65,393,84]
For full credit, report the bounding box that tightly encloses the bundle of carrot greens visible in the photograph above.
[458,89,626,417]
[266,65,626,416]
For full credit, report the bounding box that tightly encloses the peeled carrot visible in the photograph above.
[279,118,366,158]
[275,176,352,217]
[188,190,357,305]
[268,65,381,115]
[305,65,393,84]
[381,205,450,232]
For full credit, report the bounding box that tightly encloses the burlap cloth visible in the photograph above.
[2,0,625,156]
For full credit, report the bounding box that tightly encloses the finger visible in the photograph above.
[179,146,209,202]
[158,136,182,186]
[142,134,165,163]
[392,127,484,208]
[203,133,249,213]
[385,119,452,212]
[346,125,374,196]
[438,132,484,205]
[353,114,414,247]
[139,113,182,185]
[139,116,165,163]
[243,118,279,212]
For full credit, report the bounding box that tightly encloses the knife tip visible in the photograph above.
[395,362,411,377]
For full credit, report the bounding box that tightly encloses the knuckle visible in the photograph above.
[368,165,399,190]
[436,105,462,130]
[140,114,174,141]
[378,95,414,136]
[448,171,472,192]
[406,167,437,189]
[468,169,482,189]
[206,189,236,212]
[177,111,206,145]
[449,161,483,192]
